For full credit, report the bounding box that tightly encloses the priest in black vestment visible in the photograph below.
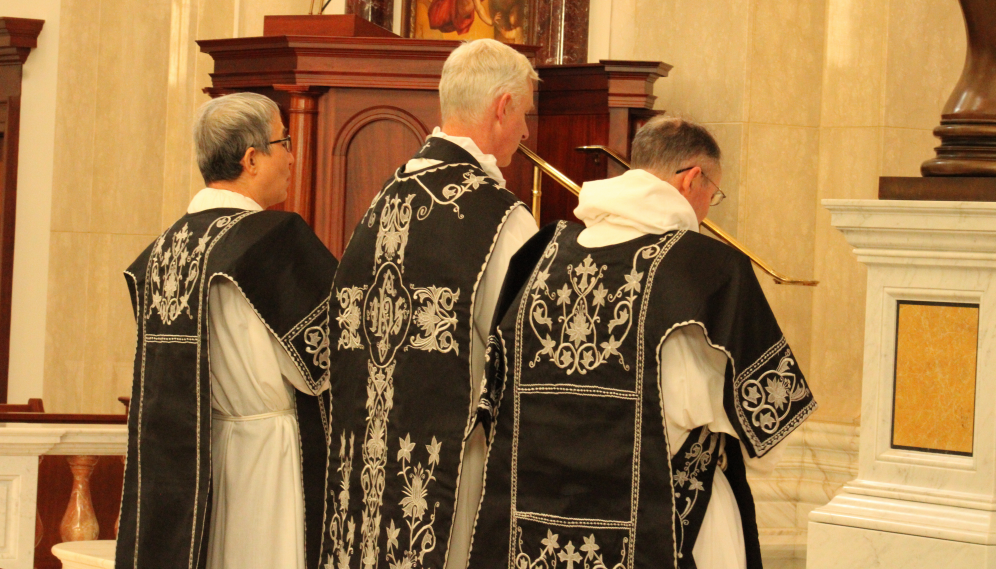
[319,39,539,569]
[117,92,337,569]
[472,117,818,569]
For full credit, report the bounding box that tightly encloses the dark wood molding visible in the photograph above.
[0,17,43,403]
[0,412,127,424]
[879,176,996,201]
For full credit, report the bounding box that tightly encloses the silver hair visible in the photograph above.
[631,116,722,176]
[193,93,280,184]
[439,39,539,126]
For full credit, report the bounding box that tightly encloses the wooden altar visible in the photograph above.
[198,16,669,253]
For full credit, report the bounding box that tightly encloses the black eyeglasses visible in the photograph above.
[675,166,726,206]
[268,136,292,152]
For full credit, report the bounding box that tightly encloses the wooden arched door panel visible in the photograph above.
[322,106,430,257]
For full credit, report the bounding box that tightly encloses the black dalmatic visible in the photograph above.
[117,209,337,569]
[474,222,817,569]
[321,138,525,569]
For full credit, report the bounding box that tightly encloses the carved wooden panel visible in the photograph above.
[0,17,44,403]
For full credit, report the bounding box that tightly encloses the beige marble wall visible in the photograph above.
[610,0,826,378]
[41,0,309,413]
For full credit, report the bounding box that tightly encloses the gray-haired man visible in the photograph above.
[117,92,337,569]
[472,117,817,569]
[320,38,538,569]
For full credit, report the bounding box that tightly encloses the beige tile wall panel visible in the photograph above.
[702,122,745,238]
[238,0,313,36]
[748,0,826,127]
[43,233,91,413]
[89,0,172,236]
[649,0,751,124]
[51,0,101,234]
[820,0,889,127]
[880,127,940,177]
[892,303,978,455]
[743,123,820,373]
[810,127,882,423]
[82,235,156,415]
[883,0,965,130]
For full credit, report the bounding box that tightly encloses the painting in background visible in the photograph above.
[404,0,532,44]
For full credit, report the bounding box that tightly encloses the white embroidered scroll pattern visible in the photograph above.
[359,360,396,568]
[305,312,332,370]
[413,167,489,220]
[326,433,357,569]
[385,434,442,569]
[527,246,649,375]
[514,527,628,569]
[374,194,415,271]
[147,216,234,325]
[672,429,719,559]
[740,349,810,434]
[408,286,460,355]
[337,287,366,350]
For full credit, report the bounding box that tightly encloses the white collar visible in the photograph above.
[427,127,506,187]
[187,188,264,214]
[573,169,699,247]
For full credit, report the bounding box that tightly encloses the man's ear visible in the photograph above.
[240,147,257,175]
[677,166,700,197]
[494,93,514,124]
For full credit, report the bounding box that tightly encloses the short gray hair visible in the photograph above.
[631,116,721,176]
[439,39,538,126]
[194,93,280,184]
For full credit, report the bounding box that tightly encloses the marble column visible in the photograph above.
[809,200,996,568]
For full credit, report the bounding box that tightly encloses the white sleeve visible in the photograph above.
[214,280,328,397]
[658,324,734,455]
[658,323,788,470]
[470,205,538,398]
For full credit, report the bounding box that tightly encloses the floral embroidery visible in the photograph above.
[672,429,720,558]
[527,245,655,375]
[514,527,628,569]
[740,350,810,435]
[408,286,460,355]
[147,216,235,325]
[326,433,357,569]
[385,434,442,569]
[337,286,366,350]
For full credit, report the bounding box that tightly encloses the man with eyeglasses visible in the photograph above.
[117,92,337,569]
[470,116,816,569]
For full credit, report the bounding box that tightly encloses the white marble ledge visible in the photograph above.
[52,540,116,569]
[0,424,127,456]
[810,492,996,545]
[825,199,996,256]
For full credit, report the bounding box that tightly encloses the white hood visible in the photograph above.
[573,169,698,247]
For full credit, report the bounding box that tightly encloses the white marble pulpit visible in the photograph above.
[809,200,996,568]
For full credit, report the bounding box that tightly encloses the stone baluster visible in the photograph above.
[60,455,100,541]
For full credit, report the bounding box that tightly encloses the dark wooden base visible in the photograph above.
[878,176,996,202]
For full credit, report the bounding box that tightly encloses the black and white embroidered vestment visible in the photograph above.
[473,222,817,569]
[321,138,525,569]
[117,209,337,569]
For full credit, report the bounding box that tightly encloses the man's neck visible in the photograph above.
[208,180,263,207]
[440,120,494,157]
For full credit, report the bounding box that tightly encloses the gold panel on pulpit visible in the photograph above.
[892,301,978,456]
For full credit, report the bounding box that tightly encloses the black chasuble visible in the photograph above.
[473,222,817,569]
[321,138,524,569]
[117,208,337,569]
